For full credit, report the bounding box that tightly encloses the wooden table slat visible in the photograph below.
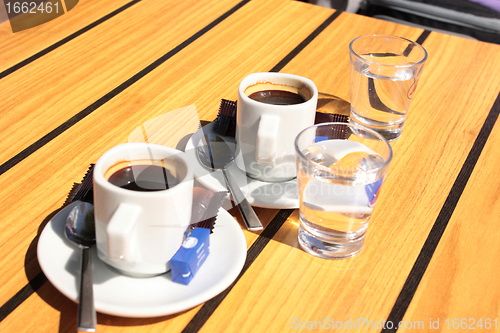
[0,0,333,308]
[1,0,500,331]
[0,0,139,73]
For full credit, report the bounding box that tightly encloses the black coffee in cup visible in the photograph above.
[248,90,305,105]
[105,161,179,192]
[244,81,310,106]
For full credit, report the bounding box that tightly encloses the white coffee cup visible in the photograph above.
[235,72,318,182]
[93,143,193,277]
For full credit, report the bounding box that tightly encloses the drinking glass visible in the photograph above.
[295,122,392,259]
[349,34,427,141]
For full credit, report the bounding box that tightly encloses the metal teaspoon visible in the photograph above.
[197,135,263,231]
[64,202,97,332]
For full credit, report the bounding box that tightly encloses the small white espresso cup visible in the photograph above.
[93,143,193,277]
[235,72,318,182]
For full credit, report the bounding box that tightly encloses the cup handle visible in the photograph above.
[256,114,280,163]
[106,203,141,262]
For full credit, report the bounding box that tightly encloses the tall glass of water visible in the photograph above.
[295,123,392,259]
[349,34,427,141]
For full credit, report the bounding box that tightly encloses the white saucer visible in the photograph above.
[37,201,247,318]
[185,122,299,209]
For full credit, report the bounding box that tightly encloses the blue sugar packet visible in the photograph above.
[171,227,210,285]
[314,136,329,143]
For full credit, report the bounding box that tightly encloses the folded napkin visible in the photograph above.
[67,164,95,204]
[189,187,227,233]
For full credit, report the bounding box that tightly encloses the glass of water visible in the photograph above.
[349,34,427,141]
[294,123,392,259]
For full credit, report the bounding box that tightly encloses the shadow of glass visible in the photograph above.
[317,92,350,116]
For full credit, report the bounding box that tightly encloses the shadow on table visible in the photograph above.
[175,120,212,152]
[32,273,190,332]
[231,202,369,272]
[22,187,197,331]
[21,107,358,329]
[17,113,214,329]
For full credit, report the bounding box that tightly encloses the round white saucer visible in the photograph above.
[37,201,247,318]
[185,122,299,209]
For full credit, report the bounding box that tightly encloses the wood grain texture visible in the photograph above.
[193,16,500,333]
[0,0,252,304]
[383,93,500,332]
[0,281,203,332]
[1,0,500,331]
[0,0,136,73]
[0,0,331,319]
[0,0,249,167]
[402,97,500,331]
[277,12,426,102]
[182,209,294,333]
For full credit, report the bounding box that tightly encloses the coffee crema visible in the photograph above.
[105,160,179,192]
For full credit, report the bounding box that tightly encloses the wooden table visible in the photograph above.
[1,0,500,332]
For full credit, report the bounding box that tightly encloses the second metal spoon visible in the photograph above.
[197,135,263,231]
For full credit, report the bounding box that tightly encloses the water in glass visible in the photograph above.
[350,53,419,141]
[297,139,385,258]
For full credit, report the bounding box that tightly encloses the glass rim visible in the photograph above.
[349,34,428,68]
[294,122,393,172]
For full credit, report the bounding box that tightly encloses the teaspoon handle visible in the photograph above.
[222,169,263,231]
[78,247,96,332]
